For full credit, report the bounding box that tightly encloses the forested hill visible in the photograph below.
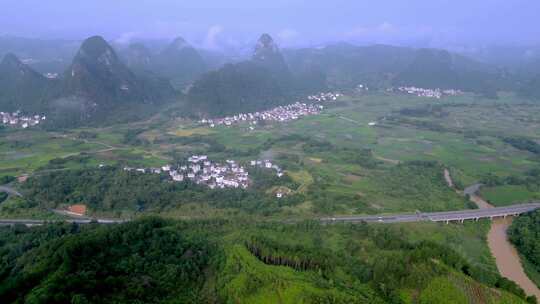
[283,43,415,89]
[187,34,296,117]
[153,36,207,89]
[0,53,55,112]
[520,74,540,100]
[393,48,503,95]
[121,42,153,72]
[0,218,532,303]
[284,43,508,95]
[0,218,211,303]
[0,36,179,128]
[61,36,147,106]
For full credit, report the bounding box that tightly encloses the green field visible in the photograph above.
[481,185,540,206]
[2,92,539,217]
[1,92,539,303]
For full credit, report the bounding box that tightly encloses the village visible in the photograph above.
[121,155,285,195]
[392,86,463,99]
[0,111,46,129]
[199,92,343,129]
[306,92,343,102]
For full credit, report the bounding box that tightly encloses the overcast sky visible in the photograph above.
[1,0,539,49]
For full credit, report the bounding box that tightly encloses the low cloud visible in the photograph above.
[277,28,299,44]
[204,25,224,49]
[114,32,140,45]
[346,22,398,38]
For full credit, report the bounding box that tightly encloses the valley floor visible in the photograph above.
[1,91,540,302]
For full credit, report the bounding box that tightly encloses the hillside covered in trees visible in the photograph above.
[0,218,533,304]
[510,210,540,285]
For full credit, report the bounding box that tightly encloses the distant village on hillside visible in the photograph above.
[200,92,343,129]
[0,111,46,129]
[120,155,285,196]
[391,86,463,99]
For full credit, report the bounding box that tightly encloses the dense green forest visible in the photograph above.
[509,210,540,281]
[503,137,540,155]
[21,166,303,215]
[0,218,532,304]
[187,61,293,116]
[0,218,211,303]
[481,168,540,192]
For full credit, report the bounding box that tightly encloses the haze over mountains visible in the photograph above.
[0,36,177,126]
[1,32,540,127]
[188,34,295,116]
[0,53,52,112]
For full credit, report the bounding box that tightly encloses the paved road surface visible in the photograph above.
[0,218,128,226]
[2,203,539,227]
[0,185,22,197]
[321,203,540,224]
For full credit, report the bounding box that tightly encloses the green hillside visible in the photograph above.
[187,34,295,116]
[0,53,55,112]
[0,218,531,304]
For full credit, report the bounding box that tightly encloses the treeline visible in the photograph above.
[237,221,533,303]
[386,115,448,133]
[21,166,303,215]
[481,168,540,192]
[503,137,540,155]
[0,218,212,303]
[509,210,540,283]
[398,104,450,118]
[246,236,333,273]
[0,175,15,184]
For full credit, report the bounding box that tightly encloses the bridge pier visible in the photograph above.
[460,219,464,223]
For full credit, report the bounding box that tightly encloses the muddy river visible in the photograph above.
[463,182,540,298]
[488,217,540,298]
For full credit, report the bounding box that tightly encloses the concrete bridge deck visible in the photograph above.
[321,202,540,224]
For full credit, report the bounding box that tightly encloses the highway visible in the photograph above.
[0,218,128,226]
[1,203,539,227]
[320,202,540,224]
[0,185,22,197]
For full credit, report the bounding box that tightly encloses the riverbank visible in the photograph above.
[488,217,540,298]
[462,180,540,298]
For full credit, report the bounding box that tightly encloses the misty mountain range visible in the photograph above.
[1,34,540,127]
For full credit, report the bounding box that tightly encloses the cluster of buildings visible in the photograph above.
[44,72,59,79]
[249,159,283,178]
[392,87,463,99]
[199,92,344,129]
[355,84,370,92]
[0,111,46,129]
[307,92,343,102]
[121,155,284,191]
[200,102,324,129]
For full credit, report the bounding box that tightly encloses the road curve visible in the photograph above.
[0,185,22,197]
